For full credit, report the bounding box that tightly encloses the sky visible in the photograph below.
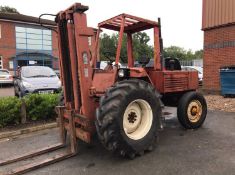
[1,0,203,51]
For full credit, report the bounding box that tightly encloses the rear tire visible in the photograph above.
[96,79,162,158]
[177,91,207,129]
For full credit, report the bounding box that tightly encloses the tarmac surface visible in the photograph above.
[0,108,235,175]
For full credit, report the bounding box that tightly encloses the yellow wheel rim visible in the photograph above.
[187,100,202,123]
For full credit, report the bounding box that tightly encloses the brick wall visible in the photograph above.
[0,20,59,71]
[0,21,16,70]
[203,25,235,91]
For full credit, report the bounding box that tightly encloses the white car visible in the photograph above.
[0,69,13,85]
[99,61,124,69]
[182,66,203,84]
[14,66,62,97]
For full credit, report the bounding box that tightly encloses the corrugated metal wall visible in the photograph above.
[202,0,235,30]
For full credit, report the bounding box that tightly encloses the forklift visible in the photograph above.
[0,3,207,174]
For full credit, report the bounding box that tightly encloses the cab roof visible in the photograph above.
[98,13,159,33]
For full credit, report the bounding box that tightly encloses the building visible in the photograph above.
[202,0,235,92]
[0,13,59,73]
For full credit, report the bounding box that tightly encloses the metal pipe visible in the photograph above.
[115,16,125,65]
[158,18,164,70]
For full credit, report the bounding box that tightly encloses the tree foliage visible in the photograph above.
[100,33,118,61]
[99,32,153,63]
[0,94,59,127]
[132,32,153,61]
[194,50,203,59]
[99,33,203,62]
[0,6,19,14]
[163,46,203,60]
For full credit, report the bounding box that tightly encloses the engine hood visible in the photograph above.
[22,76,61,89]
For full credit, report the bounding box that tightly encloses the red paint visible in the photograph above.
[56,3,199,143]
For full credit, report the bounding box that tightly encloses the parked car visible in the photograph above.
[0,69,13,85]
[14,66,62,97]
[99,61,124,69]
[182,66,203,85]
[54,70,61,79]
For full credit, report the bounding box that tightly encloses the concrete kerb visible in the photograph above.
[0,122,58,140]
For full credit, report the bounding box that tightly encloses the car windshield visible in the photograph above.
[21,67,56,78]
[0,70,9,75]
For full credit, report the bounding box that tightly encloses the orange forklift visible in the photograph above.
[0,3,207,175]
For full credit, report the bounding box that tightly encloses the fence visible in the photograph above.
[180,59,203,67]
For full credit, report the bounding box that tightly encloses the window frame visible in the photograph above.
[15,26,52,51]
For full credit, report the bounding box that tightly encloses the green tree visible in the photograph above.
[186,49,194,60]
[194,50,203,59]
[100,34,202,63]
[163,46,187,60]
[99,32,153,63]
[163,46,203,60]
[132,32,153,61]
[99,33,117,61]
[0,6,19,14]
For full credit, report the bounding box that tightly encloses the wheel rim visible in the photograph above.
[123,99,153,140]
[187,100,202,123]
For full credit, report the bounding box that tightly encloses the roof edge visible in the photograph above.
[202,22,235,31]
[0,12,56,26]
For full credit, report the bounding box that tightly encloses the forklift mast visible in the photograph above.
[56,3,96,120]
[158,18,164,70]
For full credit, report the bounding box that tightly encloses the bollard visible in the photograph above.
[20,99,27,124]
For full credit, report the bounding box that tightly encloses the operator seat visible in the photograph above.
[138,56,150,67]
[164,57,181,71]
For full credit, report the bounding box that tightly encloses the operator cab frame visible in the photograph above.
[94,13,161,70]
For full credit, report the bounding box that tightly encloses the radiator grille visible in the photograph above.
[164,75,188,92]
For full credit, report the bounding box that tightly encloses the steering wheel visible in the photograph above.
[103,51,115,63]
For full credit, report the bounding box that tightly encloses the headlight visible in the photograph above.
[22,81,32,88]
[57,80,62,88]
[118,69,125,77]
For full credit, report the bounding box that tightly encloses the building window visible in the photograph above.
[15,26,52,51]
[0,56,3,69]
[88,37,92,46]
[9,61,13,69]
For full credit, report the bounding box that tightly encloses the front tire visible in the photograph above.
[96,79,162,158]
[177,91,207,129]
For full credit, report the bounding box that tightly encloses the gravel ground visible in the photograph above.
[205,95,235,113]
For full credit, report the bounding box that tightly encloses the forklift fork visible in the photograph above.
[0,106,78,175]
